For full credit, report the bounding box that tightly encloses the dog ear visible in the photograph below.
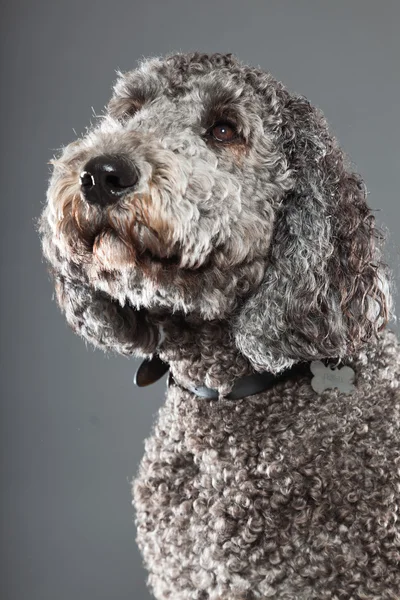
[39,218,160,358]
[232,92,394,373]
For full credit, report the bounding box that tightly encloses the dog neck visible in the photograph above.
[147,312,257,397]
[133,310,377,399]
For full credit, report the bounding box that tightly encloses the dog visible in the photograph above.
[39,52,400,599]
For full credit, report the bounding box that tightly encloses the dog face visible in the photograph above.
[39,52,392,370]
[41,53,293,318]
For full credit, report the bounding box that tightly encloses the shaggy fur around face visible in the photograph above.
[39,52,400,598]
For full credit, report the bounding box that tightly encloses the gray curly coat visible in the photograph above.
[38,52,400,599]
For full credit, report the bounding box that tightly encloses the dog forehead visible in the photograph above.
[109,59,259,115]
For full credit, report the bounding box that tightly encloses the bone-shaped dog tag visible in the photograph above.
[310,361,356,394]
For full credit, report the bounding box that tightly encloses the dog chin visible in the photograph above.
[91,237,180,271]
[89,225,211,270]
[90,231,135,269]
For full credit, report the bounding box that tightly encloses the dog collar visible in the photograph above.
[134,355,355,400]
[168,361,313,400]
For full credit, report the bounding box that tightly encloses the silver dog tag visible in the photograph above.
[310,361,356,394]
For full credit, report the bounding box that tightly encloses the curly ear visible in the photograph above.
[38,215,160,358]
[233,92,394,373]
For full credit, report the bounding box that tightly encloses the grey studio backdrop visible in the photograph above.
[1,1,399,599]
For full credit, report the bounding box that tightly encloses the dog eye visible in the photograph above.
[209,121,238,143]
[108,98,143,123]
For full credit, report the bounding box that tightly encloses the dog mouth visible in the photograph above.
[87,223,188,270]
[71,210,210,272]
[90,230,212,272]
[136,247,182,268]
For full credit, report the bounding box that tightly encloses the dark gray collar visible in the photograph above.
[167,360,313,400]
[134,355,315,401]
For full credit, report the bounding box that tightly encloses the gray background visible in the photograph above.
[1,1,399,599]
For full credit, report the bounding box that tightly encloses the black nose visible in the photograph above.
[80,155,140,207]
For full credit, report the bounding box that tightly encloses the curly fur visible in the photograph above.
[38,51,400,598]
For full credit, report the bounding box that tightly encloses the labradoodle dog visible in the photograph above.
[39,52,400,599]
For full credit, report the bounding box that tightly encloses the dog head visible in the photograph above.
[39,52,393,371]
